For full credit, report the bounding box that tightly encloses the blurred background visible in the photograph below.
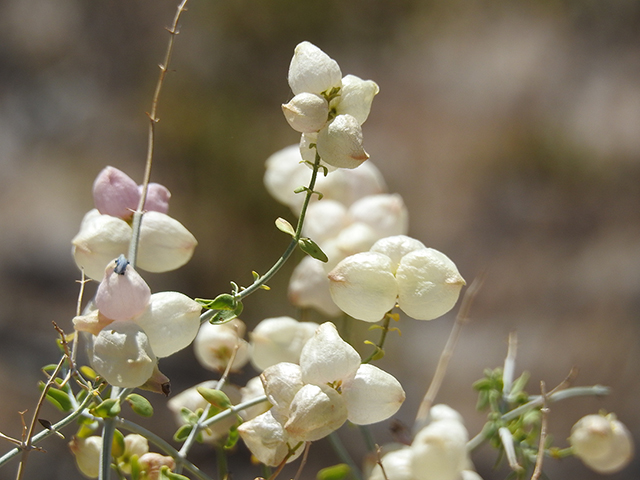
[0,0,638,478]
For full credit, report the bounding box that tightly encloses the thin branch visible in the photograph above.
[292,442,311,480]
[531,382,549,480]
[415,274,484,428]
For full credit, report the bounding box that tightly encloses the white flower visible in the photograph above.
[368,447,415,480]
[570,413,634,474]
[288,256,343,317]
[285,42,378,169]
[410,418,469,480]
[249,317,318,371]
[193,319,251,372]
[329,235,465,322]
[240,376,270,421]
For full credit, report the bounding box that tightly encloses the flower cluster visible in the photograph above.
[238,322,405,466]
[368,405,482,480]
[284,42,379,169]
[72,166,197,281]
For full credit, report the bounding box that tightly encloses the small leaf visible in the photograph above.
[80,366,99,381]
[197,387,232,411]
[275,217,296,237]
[125,394,154,417]
[293,186,307,194]
[160,466,190,480]
[298,237,328,262]
[173,424,193,442]
[196,294,236,311]
[224,423,240,451]
[363,341,385,361]
[111,429,125,458]
[210,302,243,324]
[39,382,73,412]
[179,407,199,425]
[317,463,351,480]
[90,398,121,418]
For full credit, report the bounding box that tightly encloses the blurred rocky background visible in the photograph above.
[0,0,638,478]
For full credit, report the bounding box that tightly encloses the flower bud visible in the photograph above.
[238,411,303,467]
[141,183,171,214]
[91,321,156,388]
[138,453,176,480]
[570,413,634,474]
[317,114,369,169]
[69,436,102,478]
[288,41,342,96]
[95,260,151,321]
[335,74,380,125]
[411,419,469,480]
[134,292,201,358]
[395,248,465,320]
[328,251,399,322]
[193,319,251,372]
[282,92,329,133]
[136,211,197,273]
[92,166,139,220]
[249,317,318,371]
[117,434,149,474]
[72,209,131,281]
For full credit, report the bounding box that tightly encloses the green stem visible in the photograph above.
[115,418,212,480]
[467,385,610,451]
[0,391,95,467]
[362,314,391,364]
[327,432,363,480]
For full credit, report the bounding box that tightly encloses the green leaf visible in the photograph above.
[125,393,154,417]
[317,463,351,480]
[39,382,73,412]
[196,294,236,311]
[510,371,530,397]
[197,387,232,411]
[173,424,193,442]
[111,429,125,458]
[224,422,241,451]
[90,398,121,418]
[363,340,385,361]
[298,237,328,262]
[80,365,99,381]
[275,217,296,237]
[210,302,243,324]
[160,466,190,480]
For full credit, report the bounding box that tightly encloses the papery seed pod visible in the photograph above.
[282,92,330,133]
[395,248,465,321]
[349,194,409,240]
[368,448,414,480]
[317,114,369,169]
[72,209,131,281]
[91,321,156,388]
[136,211,197,273]
[410,419,469,480]
[370,235,426,273]
[302,199,349,245]
[284,383,348,442]
[141,183,171,214]
[249,316,318,371]
[328,251,399,322]
[95,260,151,321]
[288,41,342,96]
[334,74,380,125]
[288,256,343,317]
[117,434,149,474]
[570,413,634,474]
[238,411,303,467]
[192,319,251,371]
[69,436,102,479]
[134,292,201,358]
[92,166,140,220]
